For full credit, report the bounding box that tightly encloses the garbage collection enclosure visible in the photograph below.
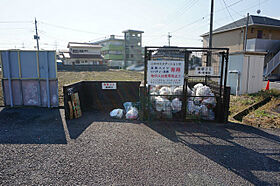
[143,46,230,123]
[1,50,58,107]
[63,81,141,119]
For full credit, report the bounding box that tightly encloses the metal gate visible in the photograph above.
[143,46,230,123]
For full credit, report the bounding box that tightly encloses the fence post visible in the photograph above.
[6,51,14,107]
[182,51,190,121]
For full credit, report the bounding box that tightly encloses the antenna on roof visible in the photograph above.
[257,0,261,14]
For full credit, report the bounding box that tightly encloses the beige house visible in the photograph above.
[63,42,104,65]
[201,15,280,81]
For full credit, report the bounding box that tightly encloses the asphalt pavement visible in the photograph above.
[0,108,280,185]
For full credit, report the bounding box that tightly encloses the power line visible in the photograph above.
[160,0,200,30]
[0,21,32,24]
[168,0,244,34]
[40,21,106,35]
[222,0,238,27]
[171,17,205,33]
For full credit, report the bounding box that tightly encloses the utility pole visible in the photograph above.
[243,13,249,52]
[207,0,214,66]
[168,32,172,46]
[34,18,40,50]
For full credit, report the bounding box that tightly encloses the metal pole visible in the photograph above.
[34,18,40,50]
[243,13,249,52]
[168,32,172,46]
[6,51,14,107]
[182,51,190,121]
[219,52,225,97]
[223,49,229,94]
[207,0,214,66]
[123,32,127,69]
[46,52,50,108]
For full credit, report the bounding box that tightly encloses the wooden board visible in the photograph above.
[71,92,82,118]
[68,101,74,120]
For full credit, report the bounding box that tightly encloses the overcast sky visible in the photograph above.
[0,0,278,50]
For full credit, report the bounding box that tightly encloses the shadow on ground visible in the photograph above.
[0,107,67,144]
[144,121,280,185]
[65,110,141,139]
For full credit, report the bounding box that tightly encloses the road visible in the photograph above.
[0,108,280,185]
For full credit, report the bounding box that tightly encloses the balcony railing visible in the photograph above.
[246,38,280,52]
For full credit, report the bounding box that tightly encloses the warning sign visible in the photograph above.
[147,60,185,86]
[102,82,117,89]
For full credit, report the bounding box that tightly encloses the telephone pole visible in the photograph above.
[34,18,40,50]
[207,0,214,66]
[168,32,172,46]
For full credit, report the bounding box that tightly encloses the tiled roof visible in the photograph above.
[201,15,280,36]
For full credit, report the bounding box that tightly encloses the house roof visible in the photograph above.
[67,42,102,48]
[122,29,144,33]
[201,15,280,37]
[69,54,103,59]
[91,35,124,45]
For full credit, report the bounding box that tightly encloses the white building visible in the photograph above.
[63,42,103,65]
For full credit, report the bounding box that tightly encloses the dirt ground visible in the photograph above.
[57,70,144,105]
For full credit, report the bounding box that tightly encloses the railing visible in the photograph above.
[264,50,280,77]
[246,38,280,52]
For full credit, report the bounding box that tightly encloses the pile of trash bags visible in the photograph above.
[149,83,216,120]
[110,83,216,121]
[187,83,216,120]
[110,102,139,120]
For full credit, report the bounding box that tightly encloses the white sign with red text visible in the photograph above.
[102,82,117,89]
[147,60,185,86]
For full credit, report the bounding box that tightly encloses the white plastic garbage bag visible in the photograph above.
[187,100,195,113]
[123,102,133,113]
[150,92,157,102]
[200,105,209,117]
[171,98,182,112]
[196,85,211,97]
[193,83,203,94]
[110,109,124,119]
[159,86,171,96]
[172,86,192,96]
[173,86,183,95]
[125,107,138,120]
[202,93,216,107]
[155,96,171,112]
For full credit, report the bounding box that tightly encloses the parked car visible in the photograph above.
[126,64,144,71]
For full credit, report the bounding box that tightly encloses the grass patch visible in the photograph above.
[229,89,280,118]
[243,97,280,128]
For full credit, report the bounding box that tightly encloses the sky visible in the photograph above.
[0,0,278,50]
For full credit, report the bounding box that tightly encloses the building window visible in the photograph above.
[131,54,134,58]
[251,28,254,33]
[257,30,263,39]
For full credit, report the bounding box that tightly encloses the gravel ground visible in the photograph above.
[0,108,280,185]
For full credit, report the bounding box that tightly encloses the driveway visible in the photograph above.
[0,108,280,185]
